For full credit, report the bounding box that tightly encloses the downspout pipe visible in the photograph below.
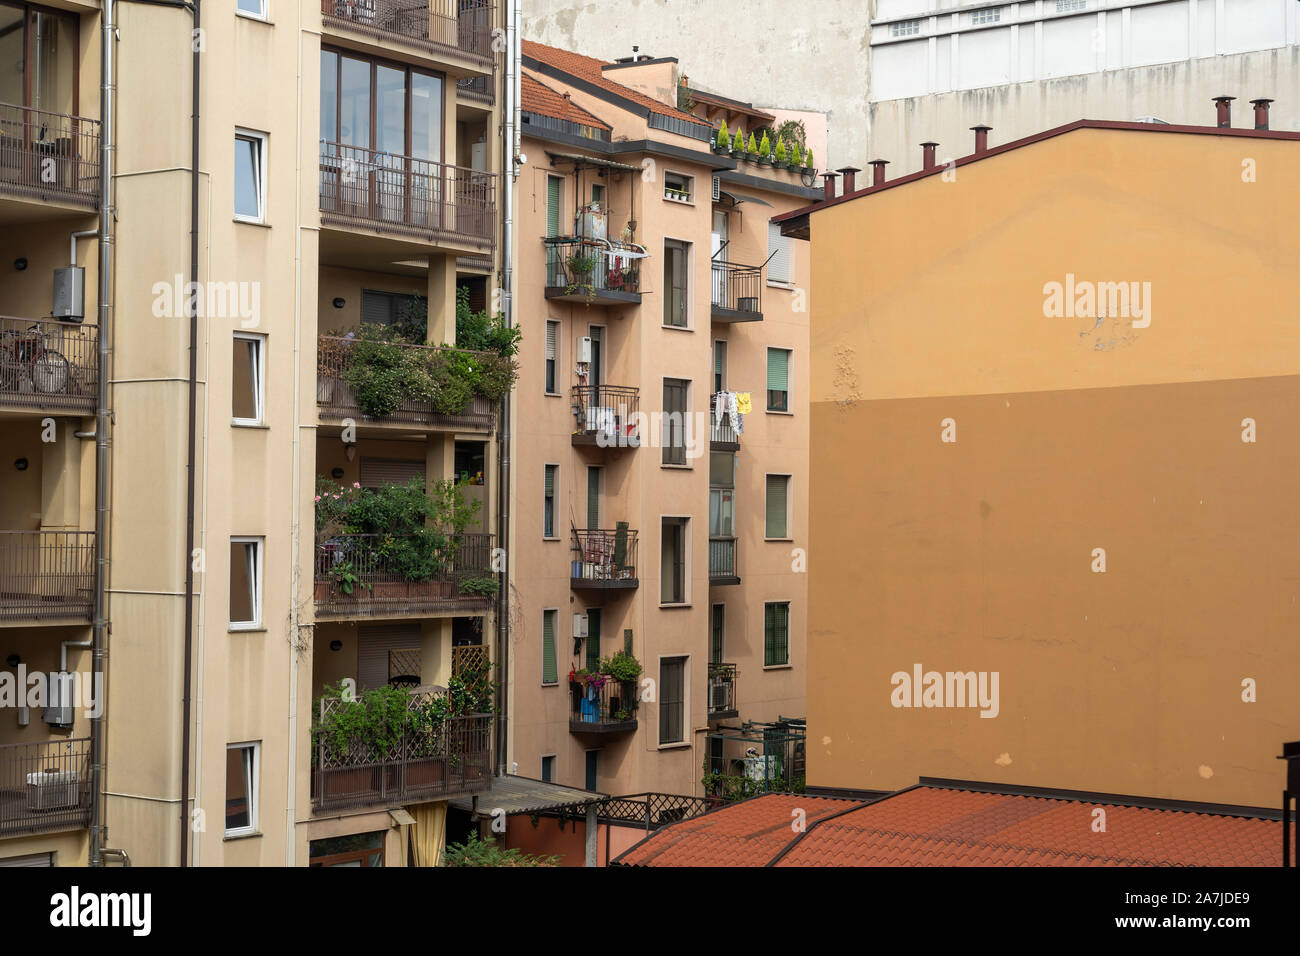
[88,0,114,869]
[179,0,201,867]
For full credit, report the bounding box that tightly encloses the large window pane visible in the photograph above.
[234,134,263,221]
[339,56,371,147]
[659,657,685,744]
[411,72,442,161]
[376,65,406,157]
[32,12,76,115]
[320,51,338,144]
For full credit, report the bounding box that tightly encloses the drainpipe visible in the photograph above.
[88,0,114,870]
[179,0,201,868]
[495,0,521,776]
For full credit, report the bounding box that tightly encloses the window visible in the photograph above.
[764,602,790,666]
[767,221,793,285]
[546,175,564,237]
[0,6,77,116]
[710,453,734,537]
[585,750,599,791]
[590,183,605,208]
[971,7,1001,24]
[542,610,558,684]
[541,755,555,783]
[361,290,425,327]
[659,657,686,744]
[545,320,559,394]
[237,0,267,18]
[660,517,688,605]
[319,50,443,161]
[234,130,267,223]
[543,465,558,538]
[766,347,791,412]
[713,340,727,393]
[229,537,263,629]
[664,171,693,203]
[232,334,265,425]
[890,18,921,37]
[711,604,725,664]
[225,742,259,837]
[586,466,601,530]
[585,607,602,671]
[1055,0,1086,10]
[662,378,688,466]
[663,240,690,328]
[765,474,790,539]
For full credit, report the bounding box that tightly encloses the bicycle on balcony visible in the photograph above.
[0,324,70,395]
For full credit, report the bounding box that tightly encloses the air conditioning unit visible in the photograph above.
[572,613,589,639]
[42,672,75,728]
[577,336,592,365]
[712,175,720,201]
[710,682,731,710]
[26,770,80,811]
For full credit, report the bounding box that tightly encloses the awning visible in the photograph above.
[448,774,608,817]
[545,151,641,172]
[718,189,773,208]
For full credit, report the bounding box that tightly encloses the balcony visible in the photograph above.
[709,394,741,451]
[317,335,498,432]
[569,676,639,735]
[0,103,100,208]
[313,690,492,811]
[0,738,92,837]
[457,74,494,106]
[710,260,763,323]
[708,537,739,586]
[544,236,647,306]
[0,318,98,413]
[319,0,495,68]
[314,532,495,618]
[570,527,638,591]
[707,663,739,720]
[571,384,639,448]
[319,142,497,249]
[0,531,94,624]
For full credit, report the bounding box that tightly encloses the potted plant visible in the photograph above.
[714,120,731,155]
[758,132,772,165]
[803,148,816,175]
[731,128,745,163]
[774,138,788,169]
[328,560,367,597]
[746,132,759,162]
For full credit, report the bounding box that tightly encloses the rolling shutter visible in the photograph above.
[359,458,425,490]
[766,348,789,394]
[358,624,422,689]
[546,176,562,237]
[545,321,558,361]
[767,220,791,284]
[585,607,601,670]
[765,475,788,538]
[542,610,558,684]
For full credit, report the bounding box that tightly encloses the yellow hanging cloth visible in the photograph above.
[736,392,753,416]
[407,801,448,866]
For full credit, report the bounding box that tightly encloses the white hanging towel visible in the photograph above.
[727,391,742,435]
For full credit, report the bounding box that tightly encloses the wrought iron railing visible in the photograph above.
[569,676,638,730]
[0,738,92,836]
[554,792,716,831]
[572,384,639,445]
[708,537,737,581]
[316,335,499,430]
[544,236,645,297]
[457,74,494,105]
[0,103,100,204]
[710,260,763,317]
[313,691,492,810]
[314,532,494,616]
[320,0,495,62]
[709,394,741,446]
[707,663,738,717]
[319,141,497,246]
[570,527,638,586]
[0,318,98,411]
[0,531,94,622]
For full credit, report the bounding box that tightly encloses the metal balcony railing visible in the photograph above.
[0,103,100,204]
[709,394,742,447]
[710,260,763,319]
[569,676,639,733]
[316,335,498,430]
[0,531,94,622]
[319,141,497,247]
[708,537,737,582]
[571,384,639,446]
[544,236,646,301]
[314,532,495,617]
[320,0,495,63]
[570,527,638,588]
[707,663,738,718]
[457,74,494,105]
[0,738,92,837]
[0,318,98,412]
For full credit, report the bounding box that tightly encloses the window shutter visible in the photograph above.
[542,611,557,683]
[766,348,789,393]
[544,464,556,496]
[361,290,395,325]
[764,604,776,666]
[765,475,788,538]
[623,628,633,655]
[767,221,791,284]
[359,458,425,489]
[358,624,422,690]
[546,176,562,237]
[585,607,601,670]
[711,175,720,201]
[711,604,724,664]
[545,321,557,361]
[586,467,600,530]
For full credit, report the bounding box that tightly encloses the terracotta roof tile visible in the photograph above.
[522,40,710,129]
[521,74,611,131]
[613,787,1282,867]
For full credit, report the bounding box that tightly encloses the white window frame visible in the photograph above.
[232,332,266,426]
[224,741,260,838]
[1055,0,1086,11]
[234,128,268,224]
[236,0,268,20]
[229,536,264,630]
[656,654,690,749]
[663,170,694,204]
[970,7,1002,25]
[890,19,921,38]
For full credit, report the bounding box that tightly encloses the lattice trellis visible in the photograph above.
[452,643,490,677]
[389,647,421,681]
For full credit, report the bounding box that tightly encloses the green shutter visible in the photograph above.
[586,467,600,530]
[542,610,557,683]
[775,603,789,665]
[544,464,555,495]
[711,604,724,664]
[765,475,788,538]
[766,348,789,392]
[623,628,633,655]
[764,603,776,665]
[546,176,561,237]
[585,608,601,670]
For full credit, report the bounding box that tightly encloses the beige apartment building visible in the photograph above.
[508,41,815,798]
[1,0,506,867]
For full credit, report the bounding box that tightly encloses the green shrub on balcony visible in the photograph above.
[774,138,788,165]
[716,121,731,150]
[759,131,771,157]
[746,132,758,156]
[458,574,499,597]
[443,833,560,867]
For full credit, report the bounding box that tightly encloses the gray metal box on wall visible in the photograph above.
[53,267,85,320]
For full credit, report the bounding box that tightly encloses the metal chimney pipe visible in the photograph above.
[921,141,938,171]
[836,166,861,193]
[1249,98,1273,130]
[869,159,888,186]
[1213,96,1235,128]
[822,172,839,201]
[970,124,991,153]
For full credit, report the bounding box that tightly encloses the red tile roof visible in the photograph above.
[614,786,1282,867]
[521,74,611,131]
[522,40,710,130]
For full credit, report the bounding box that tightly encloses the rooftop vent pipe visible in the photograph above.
[970,124,991,153]
[1250,98,1273,130]
[1213,96,1235,128]
[836,167,861,193]
[821,171,839,201]
[869,159,888,186]
[921,141,938,171]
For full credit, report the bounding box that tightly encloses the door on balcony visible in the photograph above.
[586,467,601,531]
[0,5,79,185]
[358,624,422,689]
[585,607,601,671]
[711,210,727,259]
[584,750,598,792]
[713,340,727,394]
[587,325,603,387]
[711,603,725,665]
